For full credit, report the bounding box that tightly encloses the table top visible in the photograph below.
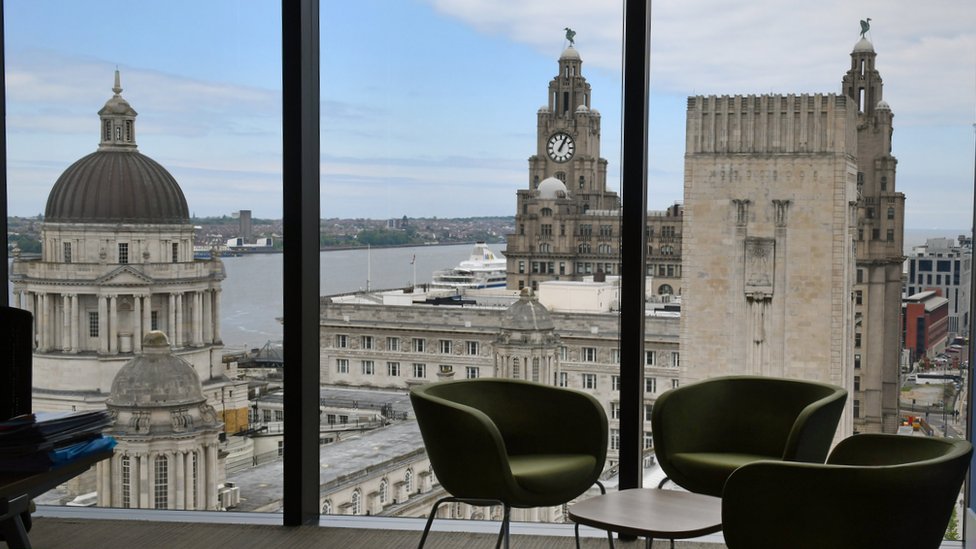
[568,488,722,540]
[0,450,113,501]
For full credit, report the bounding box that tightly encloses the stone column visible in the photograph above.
[168,293,176,345]
[175,293,184,347]
[213,289,222,343]
[203,290,213,344]
[96,459,109,507]
[143,294,152,337]
[70,294,79,353]
[13,290,20,309]
[138,453,149,509]
[109,295,118,354]
[61,294,70,351]
[133,295,143,353]
[206,443,218,510]
[175,450,185,510]
[168,452,177,510]
[192,291,203,346]
[36,293,46,351]
[185,451,195,510]
[98,295,108,353]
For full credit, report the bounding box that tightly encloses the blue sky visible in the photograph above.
[4,0,975,230]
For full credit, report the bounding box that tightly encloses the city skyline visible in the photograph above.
[4,0,974,229]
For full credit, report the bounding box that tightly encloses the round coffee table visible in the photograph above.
[569,488,722,548]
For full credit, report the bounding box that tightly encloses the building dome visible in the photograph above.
[502,290,554,331]
[876,99,891,110]
[853,37,874,53]
[576,104,589,113]
[538,177,568,199]
[560,46,581,61]
[108,331,206,408]
[45,151,190,223]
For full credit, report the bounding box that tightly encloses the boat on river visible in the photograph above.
[430,242,507,290]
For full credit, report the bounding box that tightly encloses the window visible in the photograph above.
[404,469,414,493]
[518,261,525,274]
[853,399,861,419]
[277,440,285,456]
[582,347,597,362]
[439,339,452,354]
[351,489,362,515]
[121,455,131,509]
[644,404,653,422]
[88,312,99,337]
[361,360,374,375]
[559,346,568,360]
[412,363,426,378]
[466,341,479,355]
[387,362,400,376]
[610,402,620,420]
[612,375,620,391]
[172,242,179,263]
[854,376,861,392]
[361,335,373,350]
[582,373,597,389]
[645,377,656,393]
[644,350,656,366]
[151,310,159,331]
[118,242,129,264]
[63,242,72,263]
[379,478,389,505]
[558,372,568,387]
[610,349,620,364]
[671,352,680,368]
[387,337,400,351]
[322,500,333,515]
[465,366,479,379]
[154,455,168,509]
[335,334,347,348]
[412,338,425,352]
[610,429,620,451]
[671,379,680,389]
[644,432,654,449]
[855,333,862,348]
[337,359,349,374]
[855,290,862,305]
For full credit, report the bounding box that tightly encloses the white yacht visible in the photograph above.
[431,242,507,290]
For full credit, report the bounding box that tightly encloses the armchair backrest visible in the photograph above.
[723,434,972,549]
[653,376,847,460]
[0,306,33,420]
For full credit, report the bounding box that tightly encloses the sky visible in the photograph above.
[3,0,975,229]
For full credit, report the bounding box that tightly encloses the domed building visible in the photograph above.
[492,289,561,384]
[97,331,223,510]
[10,72,248,432]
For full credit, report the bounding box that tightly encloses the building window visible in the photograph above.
[118,243,129,264]
[854,354,861,369]
[853,399,860,419]
[412,338,425,352]
[644,432,654,449]
[151,310,159,330]
[582,347,597,362]
[121,455,131,509]
[855,290,862,305]
[518,261,525,274]
[63,242,72,263]
[644,404,653,422]
[263,410,272,423]
[361,335,373,350]
[644,350,656,366]
[854,376,861,392]
[351,489,362,515]
[582,373,597,389]
[671,352,680,368]
[322,500,333,515]
[671,379,680,389]
[532,357,540,382]
[362,360,374,375]
[277,440,285,457]
[887,207,894,220]
[412,363,426,378]
[387,362,400,376]
[335,334,347,348]
[404,468,414,493]
[466,366,480,379]
[379,478,389,505]
[559,346,568,360]
[558,372,568,387]
[89,312,99,337]
[172,242,179,263]
[439,339,452,354]
[154,455,168,509]
[886,229,894,242]
[857,269,863,283]
[466,341,479,355]
[337,358,349,374]
[387,337,400,351]
[855,333,861,348]
[610,429,620,451]
[612,375,620,391]
[610,402,620,420]
[645,377,656,393]
[610,349,620,364]
[512,358,520,379]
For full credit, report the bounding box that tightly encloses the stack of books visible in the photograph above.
[0,410,116,473]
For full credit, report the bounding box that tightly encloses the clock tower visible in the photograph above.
[507,44,621,291]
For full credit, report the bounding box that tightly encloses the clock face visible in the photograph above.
[546,132,576,163]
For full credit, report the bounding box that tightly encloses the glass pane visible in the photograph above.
[6,1,282,512]
[319,2,625,524]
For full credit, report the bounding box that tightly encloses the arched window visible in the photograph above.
[404,468,414,494]
[379,478,389,504]
[154,455,168,509]
[541,207,552,217]
[322,500,333,514]
[512,358,520,379]
[351,489,362,515]
[121,455,131,509]
[578,243,591,253]
[659,284,673,295]
[555,171,566,182]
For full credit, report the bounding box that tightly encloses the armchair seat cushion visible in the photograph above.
[509,454,597,502]
[670,452,774,496]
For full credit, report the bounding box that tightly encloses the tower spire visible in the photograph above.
[113,68,122,95]
[98,69,138,150]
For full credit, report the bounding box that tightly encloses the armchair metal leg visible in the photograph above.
[657,476,670,489]
[418,496,508,549]
[494,504,510,549]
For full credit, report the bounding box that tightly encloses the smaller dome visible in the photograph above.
[99,95,136,116]
[576,104,589,113]
[537,177,568,200]
[853,37,874,53]
[108,331,206,408]
[503,290,554,331]
[876,99,891,110]
[560,46,581,61]
[590,109,600,116]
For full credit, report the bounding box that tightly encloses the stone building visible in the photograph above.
[680,91,858,437]
[319,284,680,465]
[505,45,683,296]
[97,331,223,510]
[844,35,906,434]
[9,72,248,431]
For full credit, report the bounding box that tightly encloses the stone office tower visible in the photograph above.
[680,93,858,437]
[842,36,905,434]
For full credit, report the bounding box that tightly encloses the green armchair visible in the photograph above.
[722,434,972,549]
[651,375,847,496]
[410,378,608,549]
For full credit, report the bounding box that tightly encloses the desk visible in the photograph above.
[0,450,113,549]
[569,488,722,549]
